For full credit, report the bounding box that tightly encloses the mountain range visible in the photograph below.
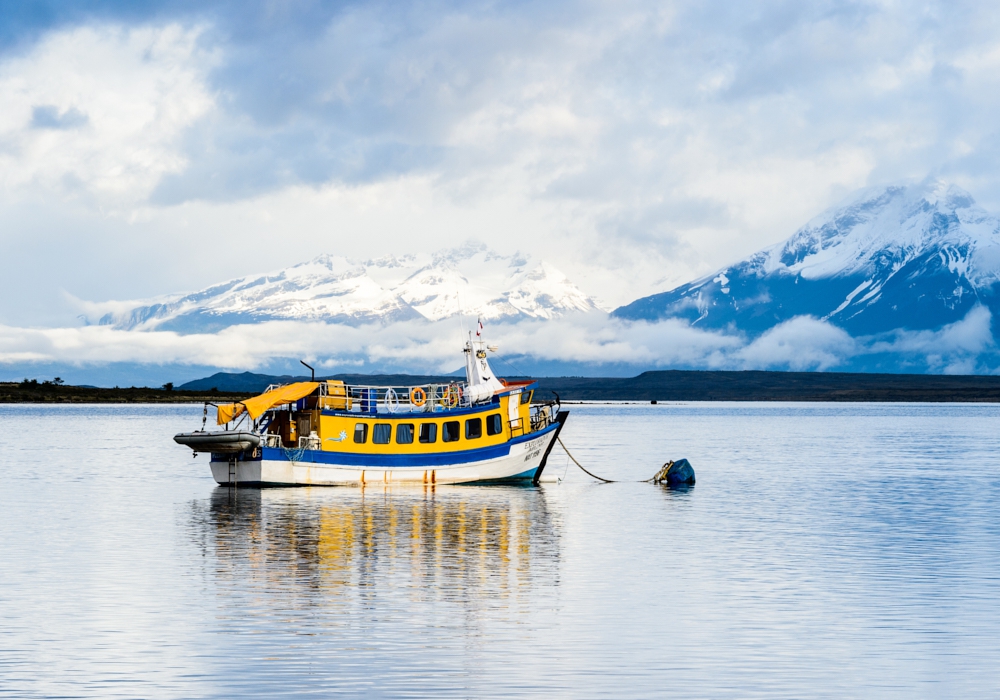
[68,178,1000,381]
[615,179,1000,339]
[96,243,602,333]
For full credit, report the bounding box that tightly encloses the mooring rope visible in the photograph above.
[556,436,674,484]
[282,445,307,463]
[556,437,616,482]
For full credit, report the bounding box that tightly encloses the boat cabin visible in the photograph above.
[212,339,557,459]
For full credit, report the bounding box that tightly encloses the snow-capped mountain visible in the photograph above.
[614,179,1000,337]
[97,243,601,332]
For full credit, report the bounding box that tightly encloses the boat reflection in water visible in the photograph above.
[187,485,561,612]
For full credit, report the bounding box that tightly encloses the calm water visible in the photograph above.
[2,402,1000,698]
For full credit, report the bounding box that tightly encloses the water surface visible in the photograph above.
[2,402,999,698]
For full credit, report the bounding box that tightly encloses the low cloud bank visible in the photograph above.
[1,307,997,379]
[737,317,857,372]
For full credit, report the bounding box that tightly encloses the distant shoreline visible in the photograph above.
[0,383,251,404]
[185,369,1000,403]
[5,369,1000,403]
[531,370,1000,403]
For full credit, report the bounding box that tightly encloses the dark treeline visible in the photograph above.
[0,379,250,404]
[534,370,1000,402]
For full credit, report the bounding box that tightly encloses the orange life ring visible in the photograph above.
[410,386,427,407]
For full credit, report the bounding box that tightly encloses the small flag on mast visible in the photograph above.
[476,317,483,337]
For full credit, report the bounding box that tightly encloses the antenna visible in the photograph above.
[300,360,315,381]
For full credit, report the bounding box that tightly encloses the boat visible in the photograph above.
[174,335,568,486]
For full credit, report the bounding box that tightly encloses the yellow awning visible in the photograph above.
[217,381,321,425]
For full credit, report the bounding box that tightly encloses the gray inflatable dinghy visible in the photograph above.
[174,430,261,454]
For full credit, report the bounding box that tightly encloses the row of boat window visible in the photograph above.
[354,414,504,445]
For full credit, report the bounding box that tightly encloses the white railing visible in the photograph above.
[258,380,483,414]
[345,382,474,413]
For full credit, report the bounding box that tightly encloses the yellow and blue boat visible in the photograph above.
[175,337,568,486]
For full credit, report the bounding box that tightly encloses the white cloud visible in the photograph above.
[0,313,740,372]
[864,304,996,373]
[0,23,215,206]
[737,316,857,371]
[2,307,993,377]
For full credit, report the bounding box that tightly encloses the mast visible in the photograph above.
[463,323,505,404]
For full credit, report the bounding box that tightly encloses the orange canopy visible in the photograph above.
[217,381,321,425]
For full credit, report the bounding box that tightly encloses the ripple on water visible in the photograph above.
[1,402,1000,698]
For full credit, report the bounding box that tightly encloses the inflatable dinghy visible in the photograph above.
[174,430,261,454]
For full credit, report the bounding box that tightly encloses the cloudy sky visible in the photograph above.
[6,1,1000,320]
[3,0,1000,379]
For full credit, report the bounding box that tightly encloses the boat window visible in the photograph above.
[396,423,414,444]
[442,421,460,442]
[419,423,437,443]
[486,413,502,436]
[372,423,392,444]
[465,417,482,440]
[520,390,533,405]
[353,423,368,444]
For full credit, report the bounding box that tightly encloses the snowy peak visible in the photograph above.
[395,258,598,322]
[614,180,1000,337]
[96,245,600,331]
[755,179,1000,283]
[504,262,597,319]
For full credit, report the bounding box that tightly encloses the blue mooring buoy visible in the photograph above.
[653,458,695,487]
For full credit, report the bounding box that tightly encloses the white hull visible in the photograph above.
[210,430,557,486]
